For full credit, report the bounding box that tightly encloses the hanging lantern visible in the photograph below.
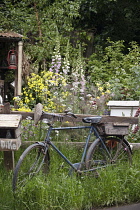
[7,49,18,70]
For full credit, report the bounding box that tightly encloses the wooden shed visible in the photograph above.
[0,31,23,103]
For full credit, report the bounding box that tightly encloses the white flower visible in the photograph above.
[86,94,92,97]
[26,116,32,120]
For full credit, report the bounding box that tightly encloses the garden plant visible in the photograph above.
[0,1,140,209]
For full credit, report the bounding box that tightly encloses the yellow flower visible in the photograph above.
[96,83,100,87]
[106,89,111,94]
[98,87,103,92]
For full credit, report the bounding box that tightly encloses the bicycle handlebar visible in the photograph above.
[34,103,77,124]
[42,111,64,120]
[42,111,77,120]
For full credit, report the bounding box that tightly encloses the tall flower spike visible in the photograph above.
[49,31,61,73]
[62,41,70,78]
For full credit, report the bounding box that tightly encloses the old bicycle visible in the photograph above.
[12,103,132,191]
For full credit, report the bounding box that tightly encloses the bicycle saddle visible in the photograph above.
[82,116,102,124]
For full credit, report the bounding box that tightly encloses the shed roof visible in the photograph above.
[107,101,139,107]
[0,31,23,41]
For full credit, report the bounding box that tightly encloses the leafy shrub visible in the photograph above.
[88,39,140,100]
[14,71,69,112]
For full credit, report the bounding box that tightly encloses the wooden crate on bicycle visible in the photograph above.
[96,115,138,136]
[97,123,130,135]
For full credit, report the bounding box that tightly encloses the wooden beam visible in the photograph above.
[10,111,139,124]
[3,151,15,170]
[21,141,140,151]
[11,111,34,119]
[17,41,23,95]
[130,143,140,150]
[100,116,139,124]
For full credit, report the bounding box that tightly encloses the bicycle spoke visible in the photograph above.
[86,137,132,171]
[13,143,49,191]
[112,144,130,162]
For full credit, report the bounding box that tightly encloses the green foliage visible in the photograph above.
[21,119,48,142]
[88,39,140,100]
[127,124,140,143]
[77,0,140,45]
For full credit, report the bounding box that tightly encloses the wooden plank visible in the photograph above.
[0,121,19,128]
[3,102,11,114]
[0,103,11,114]
[0,136,21,151]
[0,114,22,121]
[130,143,140,150]
[0,114,22,128]
[105,123,129,135]
[21,141,140,151]
[100,116,138,124]
[3,151,14,170]
[113,123,130,127]
[10,111,139,124]
[22,141,92,148]
[15,125,21,138]
[41,114,139,124]
[11,111,34,119]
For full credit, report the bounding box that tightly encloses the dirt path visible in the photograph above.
[97,203,140,210]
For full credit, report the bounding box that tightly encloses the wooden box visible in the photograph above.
[97,122,130,135]
[104,123,130,135]
[0,114,22,151]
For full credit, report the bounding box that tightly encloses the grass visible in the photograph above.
[1,146,140,210]
[0,121,140,210]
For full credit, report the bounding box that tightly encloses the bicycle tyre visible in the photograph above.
[12,143,49,191]
[85,137,132,170]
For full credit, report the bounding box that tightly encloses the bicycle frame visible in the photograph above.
[44,124,112,173]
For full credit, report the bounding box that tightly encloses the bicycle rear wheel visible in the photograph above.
[12,143,49,191]
[85,137,132,170]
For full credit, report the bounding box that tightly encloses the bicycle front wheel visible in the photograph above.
[12,143,50,191]
[85,137,132,170]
